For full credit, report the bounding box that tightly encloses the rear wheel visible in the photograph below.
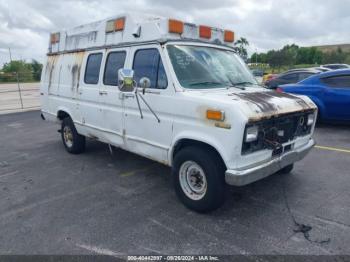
[61,117,85,154]
[172,146,226,212]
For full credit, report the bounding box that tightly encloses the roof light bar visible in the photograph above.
[199,25,211,39]
[224,30,234,42]
[168,19,184,34]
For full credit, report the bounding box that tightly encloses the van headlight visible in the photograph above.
[245,125,259,142]
[307,113,315,126]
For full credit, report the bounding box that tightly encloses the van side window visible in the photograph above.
[104,51,126,86]
[133,49,168,89]
[84,53,102,84]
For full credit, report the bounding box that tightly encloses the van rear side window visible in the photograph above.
[84,53,103,84]
[104,51,126,86]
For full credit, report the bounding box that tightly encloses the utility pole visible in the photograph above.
[8,47,24,109]
[8,47,12,62]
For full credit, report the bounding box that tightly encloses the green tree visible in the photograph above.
[0,60,45,82]
[30,59,43,81]
[234,37,249,60]
[2,60,34,82]
[323,48,346,64]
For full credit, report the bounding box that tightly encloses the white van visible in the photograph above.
[40,14,317,212]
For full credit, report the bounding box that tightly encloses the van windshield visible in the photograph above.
[166,44,258,89]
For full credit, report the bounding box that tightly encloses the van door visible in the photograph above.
[77,51,105,136]
[123,45,174,164]
[99,48,128,146]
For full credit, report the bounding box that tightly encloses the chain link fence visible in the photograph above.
[0,72,40,114]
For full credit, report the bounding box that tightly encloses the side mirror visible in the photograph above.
[139,77,151,89]
[118,68,135,92]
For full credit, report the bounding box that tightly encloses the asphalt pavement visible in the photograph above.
[0,111,349,255]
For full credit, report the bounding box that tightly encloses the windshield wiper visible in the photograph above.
[188,81,226,87]
[227,81,261,90]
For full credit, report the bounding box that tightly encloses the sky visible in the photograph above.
[0,0,350,66]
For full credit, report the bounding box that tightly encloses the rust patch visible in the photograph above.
[266,91,310,109]
[46,55,58,90]
[70,51,85,90]
[233,91,313,113]
[233,92,277,113]
[71,64,79,90]
[232,91,315,122]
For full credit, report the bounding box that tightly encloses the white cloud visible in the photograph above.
[0,0,349,66]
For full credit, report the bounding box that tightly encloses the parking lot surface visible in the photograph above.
[0,83,39,114]
[0,111,349,255]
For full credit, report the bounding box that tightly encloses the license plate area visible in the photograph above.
[272,143,294,157]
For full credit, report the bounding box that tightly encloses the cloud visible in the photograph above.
[0,0,350,66]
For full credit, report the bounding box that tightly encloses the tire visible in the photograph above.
[61,117,86,154]
[279,164,294,174]
[172,146,226,213]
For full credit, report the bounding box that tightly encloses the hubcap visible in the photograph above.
[63,126,73,148]
[179,161,207,201]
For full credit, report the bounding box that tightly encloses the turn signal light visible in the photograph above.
[224,30,234,42]
[206,110,225,121]
[169,19,184,34]
[199,25,211,39]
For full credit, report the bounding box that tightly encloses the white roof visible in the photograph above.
[49,13,234,53]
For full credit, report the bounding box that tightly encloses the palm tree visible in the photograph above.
[235,37,249,47]
[234,37,249,60]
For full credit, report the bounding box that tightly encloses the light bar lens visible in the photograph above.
[224,30,234,42]
[106,18,125,33]
[50,33,60,44]
[115,18,125,31]
[199,25,211,39]
[169,19,184,34]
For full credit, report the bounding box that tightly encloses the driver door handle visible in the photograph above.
[123,93,135,98]
[99,91,108,95]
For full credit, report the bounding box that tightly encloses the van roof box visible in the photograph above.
[48,13,235,54]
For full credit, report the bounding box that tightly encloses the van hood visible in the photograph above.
[186,88,317,121]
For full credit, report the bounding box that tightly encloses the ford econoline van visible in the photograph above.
[40,14,317,212]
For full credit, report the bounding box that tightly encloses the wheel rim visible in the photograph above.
[63,126,73,148]
[179,161,207,201]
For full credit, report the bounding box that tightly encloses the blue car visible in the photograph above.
[278,69,350,122]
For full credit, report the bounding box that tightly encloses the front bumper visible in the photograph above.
[225,139,315,186]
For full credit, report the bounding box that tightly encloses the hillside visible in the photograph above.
[313,43,350,53]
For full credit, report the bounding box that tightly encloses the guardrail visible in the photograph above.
[0,72,40,113]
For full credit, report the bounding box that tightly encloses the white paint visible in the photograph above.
[76,243,124,257]
[149,218,179,235]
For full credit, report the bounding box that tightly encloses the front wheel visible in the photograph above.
[61,117,86,154]
[172,146,226,213]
